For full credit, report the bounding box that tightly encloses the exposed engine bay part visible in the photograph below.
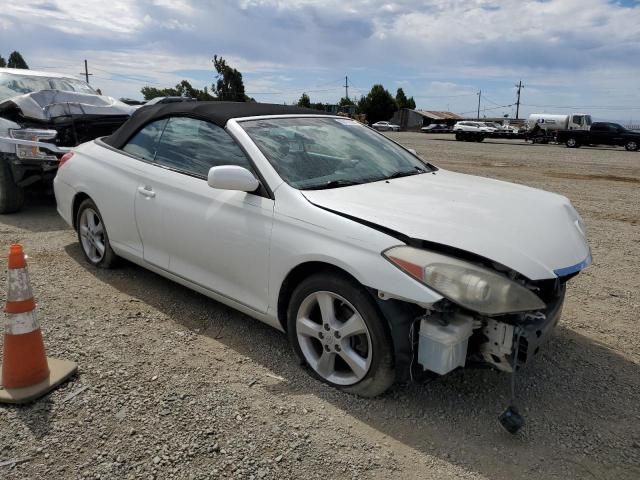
[479,318,516,372]
[407,279,565,378]
[417,312,474,375]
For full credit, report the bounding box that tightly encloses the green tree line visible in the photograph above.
[0,51,29,69]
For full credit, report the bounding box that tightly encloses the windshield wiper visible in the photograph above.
[304,179,363,190]
[384,166,427,180]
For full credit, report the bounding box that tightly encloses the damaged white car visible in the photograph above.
[54,103,591,407]
[0,68,133,213]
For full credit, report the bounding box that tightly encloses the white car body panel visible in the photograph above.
[302,169,591,280]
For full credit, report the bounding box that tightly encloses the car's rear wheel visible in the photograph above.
[624,140,638,152]
[76,198,117,268]
[0,159,25,214]
[287,273,395,397]
[455,132,463,141]
[566,137,580,148]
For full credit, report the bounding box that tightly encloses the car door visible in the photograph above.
[587,124,604,144]
[122,118,171,268]
[137,116,274,313]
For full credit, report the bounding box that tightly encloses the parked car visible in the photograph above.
[55,102,591,398]
[453,121,494,142]
[371,121,400,132]
[421,124,451,133]
[558,122,640,151]
[0,68,133,213]
[145,96,197,105]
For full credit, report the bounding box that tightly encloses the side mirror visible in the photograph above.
[207,165,260,192]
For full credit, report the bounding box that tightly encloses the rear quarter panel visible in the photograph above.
[57,140,143,256]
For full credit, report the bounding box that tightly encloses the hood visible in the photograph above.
[302,170,591,280]
[0,90,134,121]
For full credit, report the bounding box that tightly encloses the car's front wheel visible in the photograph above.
[624,140,638,152]
[76,198,117,268]
[287,273,395,397]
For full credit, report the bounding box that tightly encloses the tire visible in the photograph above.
[0,159,25,214]
[475,136,485,142]
[624,140,638,152]
[455,132,463,141]
[76,198,117,268]
[566,137,580,148]
[287,273,395,397]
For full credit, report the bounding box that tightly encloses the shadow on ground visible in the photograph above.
[65,243,640,480]
[0,192,68,233]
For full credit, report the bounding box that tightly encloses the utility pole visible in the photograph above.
[515,80,523,119]
[80,59,93,84]
[477,90,481,120]
[344,75,349,100]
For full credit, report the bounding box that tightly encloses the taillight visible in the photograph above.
[58,152,74,169]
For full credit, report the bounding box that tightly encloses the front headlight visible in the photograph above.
[9,128,58,161]
[383,246,545,315]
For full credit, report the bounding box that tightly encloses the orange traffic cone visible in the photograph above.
[0,244,77,404]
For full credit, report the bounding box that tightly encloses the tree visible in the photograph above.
[310,102,327,111]
[140,80,214,101]
[212,55,247,102]
[338,96,355,107]
[358,84,397,124]
[297,93,311,108]
[0,56,6,68]
[395,88,416,110]
[7,51,28,69]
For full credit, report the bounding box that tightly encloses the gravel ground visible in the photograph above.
[1,134,639,479]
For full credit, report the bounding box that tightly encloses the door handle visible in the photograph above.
[137,186,156,198]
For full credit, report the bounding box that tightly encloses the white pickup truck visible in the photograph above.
[0,68,133,213]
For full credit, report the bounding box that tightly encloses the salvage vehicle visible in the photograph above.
[453,121,494,142]
[558,122,640,151]
[55,102,591,402]
[0,68,133,213]
[420,123,452,133]
[371,121,400,132]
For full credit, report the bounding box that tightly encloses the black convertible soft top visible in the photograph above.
[103,101,330,149]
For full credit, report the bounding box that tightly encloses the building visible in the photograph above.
[391,109,462,131]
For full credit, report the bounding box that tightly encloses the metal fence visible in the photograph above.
[625,124,640,131]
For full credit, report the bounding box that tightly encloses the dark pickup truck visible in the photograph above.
[558,122,640,151]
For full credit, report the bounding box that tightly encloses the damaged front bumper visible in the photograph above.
[475,283,565,372]
[415,282,566,375]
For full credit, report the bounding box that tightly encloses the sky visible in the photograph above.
[1,0,639,122]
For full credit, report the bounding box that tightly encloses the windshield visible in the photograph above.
[0,73,96,102]
[241,117,433,189]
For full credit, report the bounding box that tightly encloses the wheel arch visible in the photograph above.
[277,261,362,332]
[277,260,420,383]
[71,191,92,229]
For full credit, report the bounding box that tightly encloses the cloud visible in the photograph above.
[0,0,638,119]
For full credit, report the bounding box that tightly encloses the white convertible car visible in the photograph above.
[54,102,591,398]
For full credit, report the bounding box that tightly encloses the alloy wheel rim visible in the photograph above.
[568,138,576,147]
[296,291,372,386]
[79,208,106,263]
[628,142,637,150]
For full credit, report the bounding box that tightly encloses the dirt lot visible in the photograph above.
[1,134,639,479]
